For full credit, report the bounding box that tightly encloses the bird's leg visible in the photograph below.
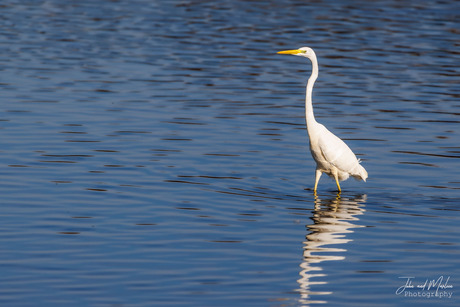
[333,172,342,193]
[314,169,322,192]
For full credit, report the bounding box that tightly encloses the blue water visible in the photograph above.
[0,0,459,306]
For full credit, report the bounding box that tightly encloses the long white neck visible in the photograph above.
[305,52,319,132]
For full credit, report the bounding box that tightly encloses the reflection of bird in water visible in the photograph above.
[297,193,367,306]
[277,47,368,192]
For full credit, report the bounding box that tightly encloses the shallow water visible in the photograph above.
[0,0,459,306]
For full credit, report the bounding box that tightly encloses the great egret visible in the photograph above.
[277,47,368,192]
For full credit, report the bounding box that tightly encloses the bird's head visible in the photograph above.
[277,47,316,59]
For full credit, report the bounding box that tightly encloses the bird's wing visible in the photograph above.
[316,125,363,176]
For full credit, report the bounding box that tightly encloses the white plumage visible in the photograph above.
[277,47,368,192]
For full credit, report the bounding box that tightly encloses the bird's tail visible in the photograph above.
[358,164,368,182]
[352,160,368,182]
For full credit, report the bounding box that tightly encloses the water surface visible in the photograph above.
[0,0,459,306]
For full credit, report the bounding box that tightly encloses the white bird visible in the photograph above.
[277,47,368,192]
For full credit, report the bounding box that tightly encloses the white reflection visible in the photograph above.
[297,194,367,306]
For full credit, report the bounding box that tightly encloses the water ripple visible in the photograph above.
[0,0,459,306]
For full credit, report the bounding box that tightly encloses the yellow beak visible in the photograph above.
[277,49,303,55]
